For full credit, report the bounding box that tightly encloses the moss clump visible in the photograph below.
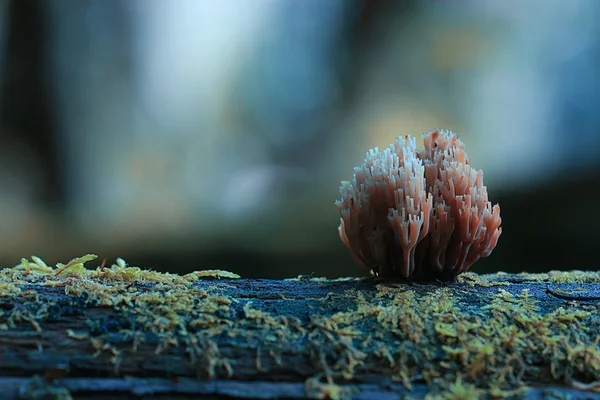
[0,255,239,378]
[0,282,21,297]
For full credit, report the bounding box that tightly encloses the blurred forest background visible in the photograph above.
[0,0,599,278]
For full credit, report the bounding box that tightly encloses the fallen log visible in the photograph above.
[1,256,600,399]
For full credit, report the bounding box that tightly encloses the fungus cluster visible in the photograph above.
[336,130,501,280]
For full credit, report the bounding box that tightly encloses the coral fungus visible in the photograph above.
[336,130,501,281]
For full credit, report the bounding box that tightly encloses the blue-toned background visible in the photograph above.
[0,0,598,277]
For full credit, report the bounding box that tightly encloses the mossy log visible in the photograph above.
[1,258,600,399]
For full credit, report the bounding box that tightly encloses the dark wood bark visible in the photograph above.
[1,275,600,399]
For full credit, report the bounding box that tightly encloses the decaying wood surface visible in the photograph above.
[1,262,600,399]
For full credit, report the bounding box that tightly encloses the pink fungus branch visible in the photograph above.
[336,130,502,281]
